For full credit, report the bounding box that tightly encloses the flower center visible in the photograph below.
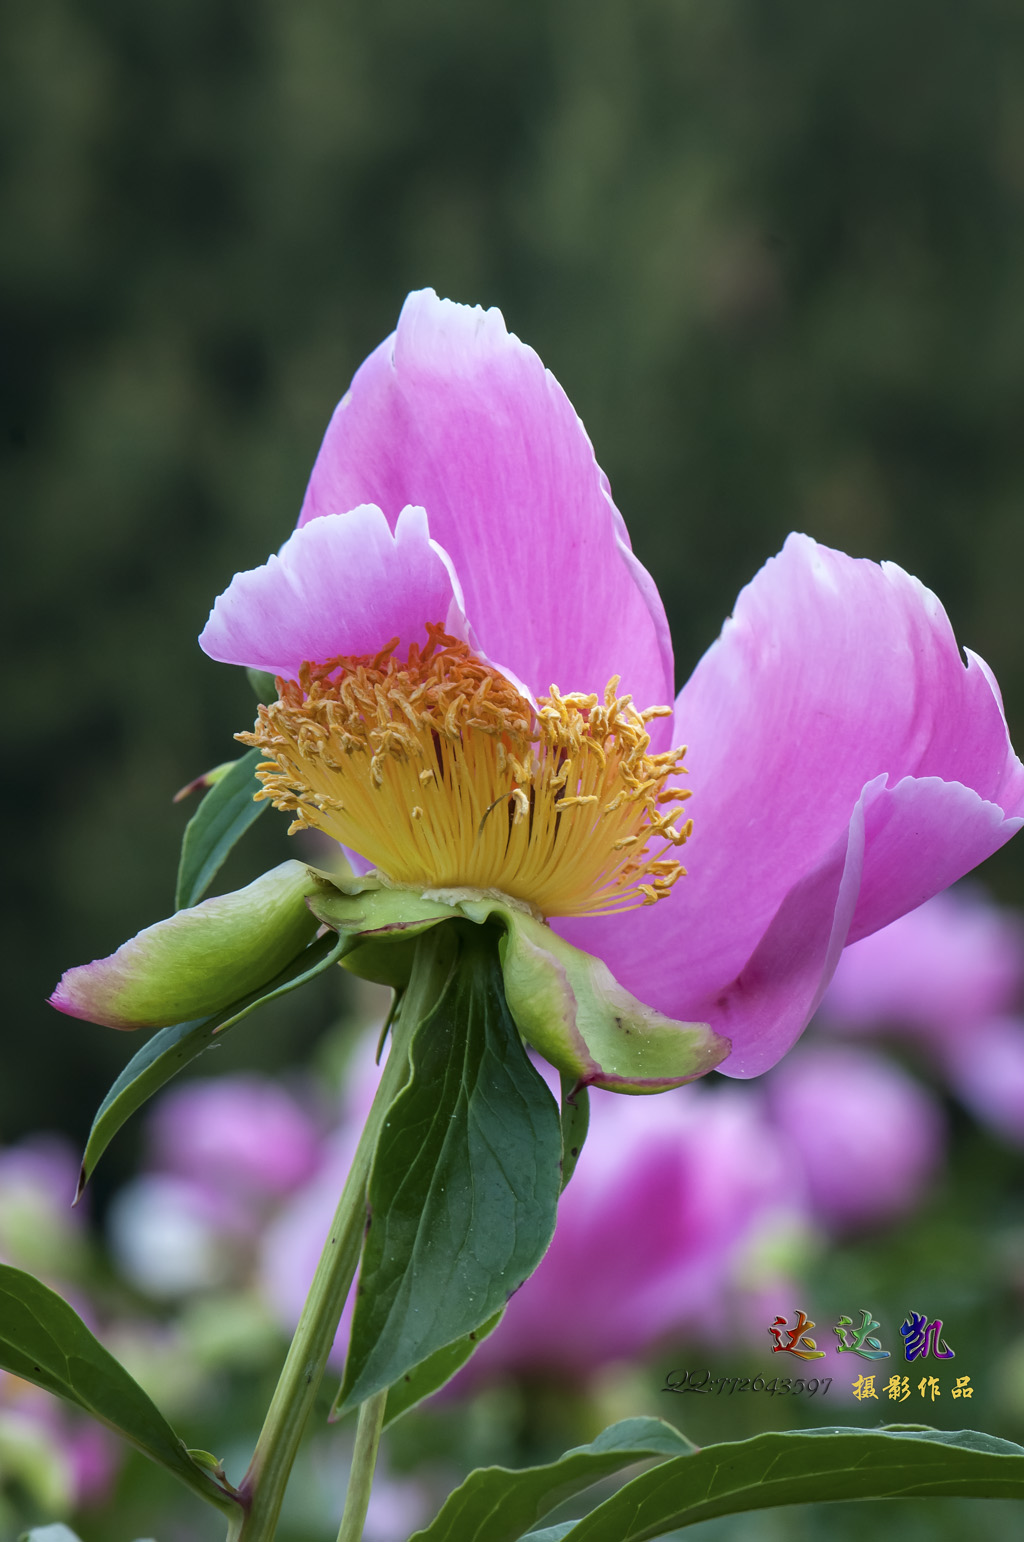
[240,625,692,918]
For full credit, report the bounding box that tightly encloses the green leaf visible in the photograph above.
[409,1417,694,1542]
[247,667,278,704]
[0,1266,240,1517]
[551,1425,1024,1539]
[77,929,347,1195]
[380,1308,504,1429]
[559,1073,589,1192]
[336,923,562,1414]
[175,746,268,910]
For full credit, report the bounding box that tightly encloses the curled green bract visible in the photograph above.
[310,874,728,1092]
[50,861,326,1030]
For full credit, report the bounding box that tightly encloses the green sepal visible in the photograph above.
[52,860,327,1031]
[309,877,729,1092]
[335,922,562,1416]
[0,1266,241,1518]
[546,1425,1024,1540]
[409,1417,695,1542]
[175,746,270,910]
[77,928,348,1195]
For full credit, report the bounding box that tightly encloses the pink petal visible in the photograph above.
[199,505,468,680]
[298,289,675,730]
[558,534,1024,1075]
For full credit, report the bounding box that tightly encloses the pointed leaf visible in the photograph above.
[337,924,562,1413]
[553,1426,1024,1539]
[52,861,324,1030]
[409,1418,695,1542]
[380,1309,504,1429]
[175,746,270,910]
[0,1266,240,1517]
[78,929,347,1193]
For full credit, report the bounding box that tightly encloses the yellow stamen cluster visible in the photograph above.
[240,625,692,918]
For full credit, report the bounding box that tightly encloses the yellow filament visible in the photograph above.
[239,625,692,918]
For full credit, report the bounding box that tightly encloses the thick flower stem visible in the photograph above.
[335,1389,388,1542]
[229,926,457,1542]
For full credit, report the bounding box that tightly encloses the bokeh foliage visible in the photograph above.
[5,0,1024,1147]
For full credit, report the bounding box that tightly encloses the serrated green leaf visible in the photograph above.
[336,923,562,1414]
[175,746,269,910]
[380,1308,504,1429]
[553,1425,1024,1539]
[409,1417,695,1542]
[0,1267,240,1517]
[78,929,347,1194]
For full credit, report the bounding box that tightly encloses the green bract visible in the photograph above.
[50,861,326,1030]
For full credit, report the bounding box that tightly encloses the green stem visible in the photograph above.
[335,1389,388,1542]
[231,926,457,1542]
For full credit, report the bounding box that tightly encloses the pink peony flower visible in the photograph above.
[763,1043,945,1231]
[147,1074,322,1200]
[200,289,1024,1077]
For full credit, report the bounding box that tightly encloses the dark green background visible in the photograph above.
[6,0,1024,1148]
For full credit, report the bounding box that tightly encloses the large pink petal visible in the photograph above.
[199,505,468,680]
[298,289,675,733]
[558,534,1024,1075]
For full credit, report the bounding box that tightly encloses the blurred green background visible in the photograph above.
[5,3,1024,1538]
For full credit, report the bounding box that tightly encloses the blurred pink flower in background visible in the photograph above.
[823,886,1024,1041]
[107,1075,326,1298]
[0,1136,84,1280]
[147,1074,322,1199]
[763,1043,945,1232]
[820,884,1024,1145]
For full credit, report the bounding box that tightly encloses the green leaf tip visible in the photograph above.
[175,744,270,909]
[409,1415,694,1542]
